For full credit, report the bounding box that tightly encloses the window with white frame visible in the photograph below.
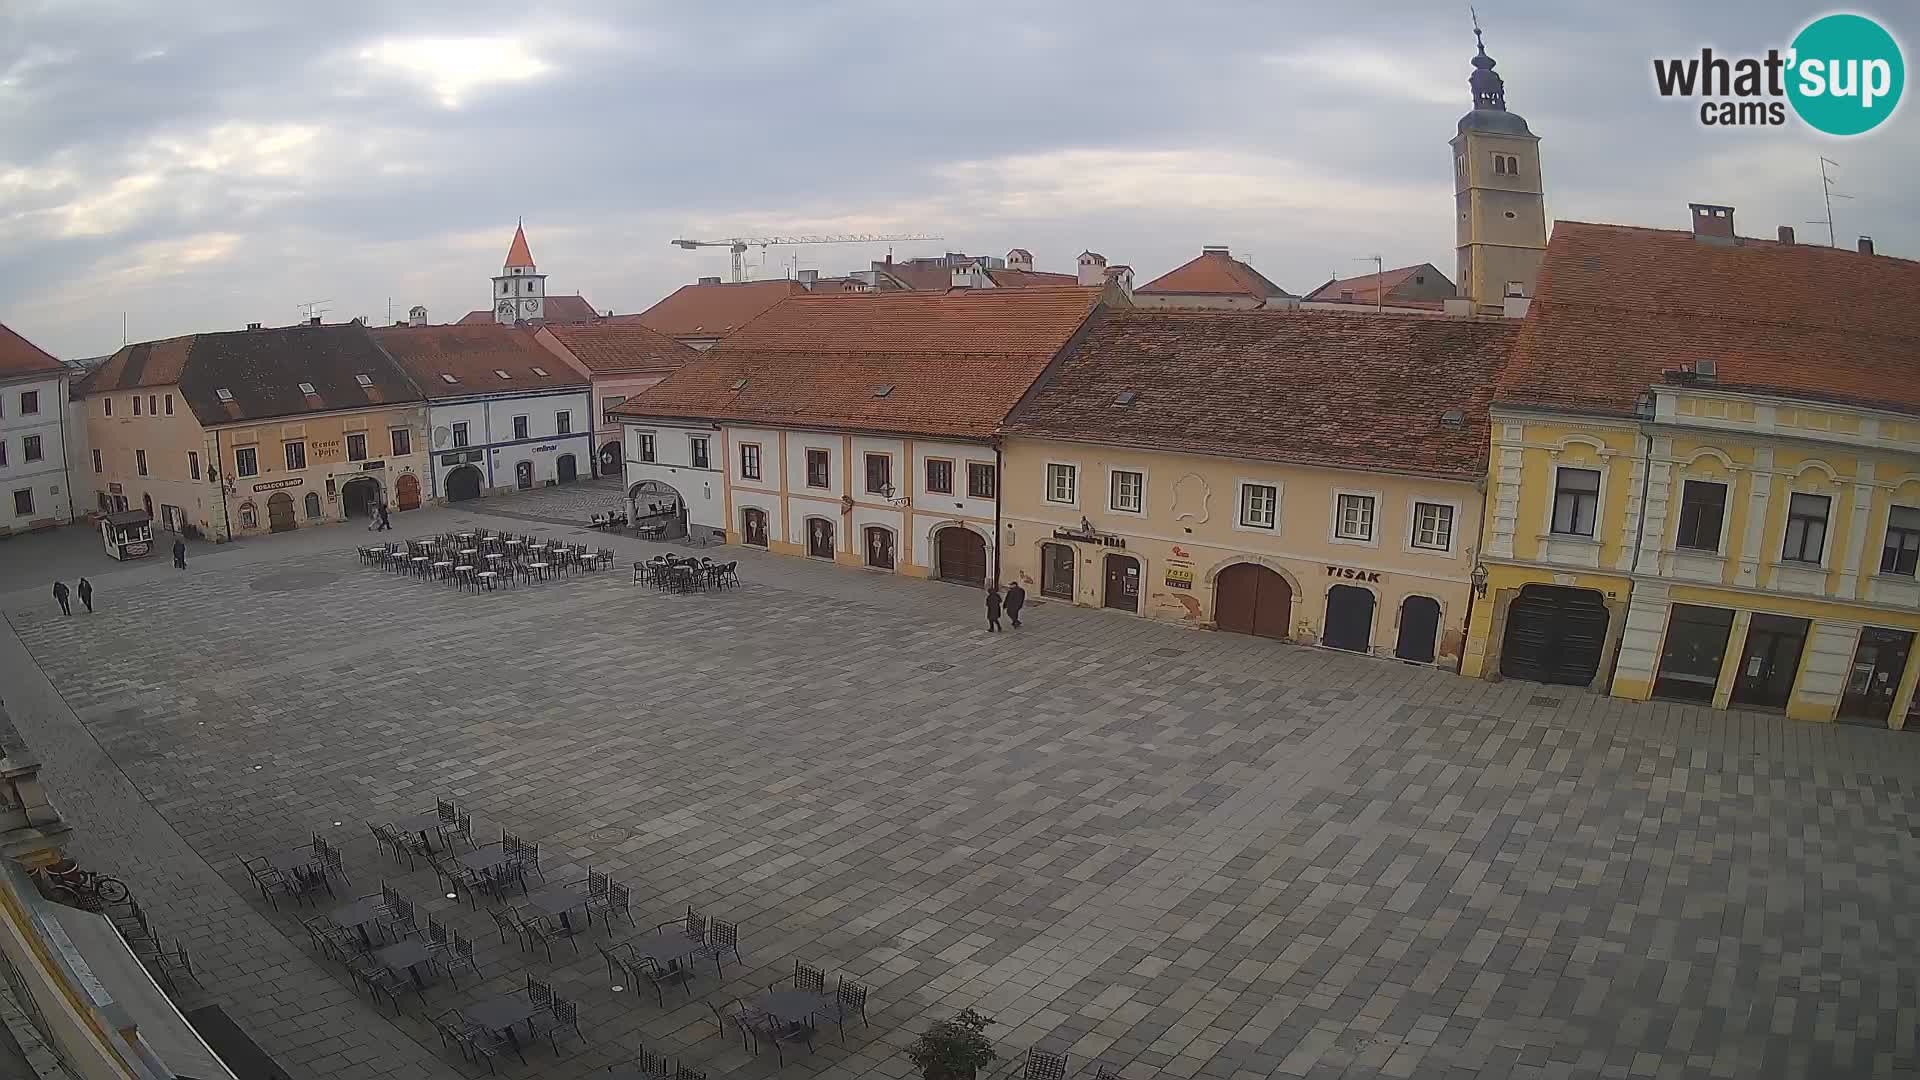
[740,443,761,480]
[1045,463,1077,504]
[1411,502,1454,551]
[1335,493,1375,541]
[1550,467,1601,536]
[452,422,470,448]
[1239,483,1277,529]
[689,436,710,469]
[1109,469,1144,513]
[638,433,656,462]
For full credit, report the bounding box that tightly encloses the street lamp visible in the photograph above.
[1470,563,1489,597]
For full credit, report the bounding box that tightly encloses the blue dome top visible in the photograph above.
[1457,108,1533,136]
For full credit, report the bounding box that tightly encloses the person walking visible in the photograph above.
[985,584,1003,633]
[378,503,392,531]
[52,580,70,616]
[77,578,93,614]
[1005,581,1027,629]
[172,537,187,569]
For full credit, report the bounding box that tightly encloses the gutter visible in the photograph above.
[992,440,1004,589]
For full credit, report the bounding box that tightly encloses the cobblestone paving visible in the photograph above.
[4,498,1920,1079]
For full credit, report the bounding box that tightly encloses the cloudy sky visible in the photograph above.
[3,1,1914,358]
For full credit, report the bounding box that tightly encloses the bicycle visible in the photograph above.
[39,859,131,912]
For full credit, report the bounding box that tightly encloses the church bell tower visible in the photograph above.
[1450,25,1547,315]
[491,221,546,324]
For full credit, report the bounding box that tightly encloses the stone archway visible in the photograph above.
[629,480,686,539]
[340,476,382,518]
[446,465,483,502]
[598,441,623,476]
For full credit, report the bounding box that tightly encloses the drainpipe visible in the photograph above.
[56,377,73,524]
[992,441,1004,589]
[1456,474,1490,675]
[213,430,232,541]
[1605,424,1656,692]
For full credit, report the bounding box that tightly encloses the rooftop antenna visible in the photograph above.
[1354,254,1385,312]
[297,299,333,322]
[1807,157,1851,247]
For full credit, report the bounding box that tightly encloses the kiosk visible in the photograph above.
[101,510,154,561]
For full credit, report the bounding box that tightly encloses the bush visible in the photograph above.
[906,1007,997,1080]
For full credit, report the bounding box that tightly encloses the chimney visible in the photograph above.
[1005,249,1033,272]
[1076,250,1107,287]
[1777,225,1795,246]
[1689,202,1736,244]
[797,269,819,287]
[951,266,972,289]
[1202,245,1230,255]
[1859,236,1875,256]
[697,276,722,285]
[246,322,263,331]
[308,315,322,326]
[408,305,427,327]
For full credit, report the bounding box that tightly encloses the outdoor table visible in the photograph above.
[760,989,832,1028]
[458,547,477,558]
[432,560,452,580]
[505,539,524,548]
[456,532,474,541]
[266,847,318,872]
[484,552,505,563]
[528,561,550,581]
[329,897,386,950]
[626,928,704,978]
[453,565,474,586]
[390,812,444,853]
[409,556,429,576]
[376,939,435,989]
[463,993,540,1051]
[525,882,589,933]
[458,846,514,871]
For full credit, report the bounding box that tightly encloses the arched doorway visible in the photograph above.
[1040,542,1075,600]
[1395,596,1442,663]
[446,465,483,502]
[395,473,421,511]
[1214,563,1292,641]
[557,454,578,483]
[267,492,296,533]
[1103,553,1140,612]
[742,508,769,547]
[142,493,153,519]
[630,480,685,539]
[303,492,323,520]
[865,527,896,570]
[1323,585,1375,652]
[1500,584,1609,686]
[340,477,381,518]
[599,441,623,476]
[515,461,534,490]
[935,526,987,586]
[806,517,836,559]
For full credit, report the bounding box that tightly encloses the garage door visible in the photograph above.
[1214,563,1292,641]
[936,527,987,586]
[1500,584,1610,686]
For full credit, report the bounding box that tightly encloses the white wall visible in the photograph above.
[427,388,592,495]
[621,420,724,530]
[0,372,73,532]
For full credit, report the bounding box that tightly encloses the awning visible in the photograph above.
[43,906,237,1080]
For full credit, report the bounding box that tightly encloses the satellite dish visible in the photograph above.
[433,426,450,448]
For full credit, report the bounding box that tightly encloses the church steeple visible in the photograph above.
[490,220,546,324]
[1450,18,1547,316]
[1469,24,1507,111]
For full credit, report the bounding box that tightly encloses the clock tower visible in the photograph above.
[1450,25,1547,316]
[490,221,546,324]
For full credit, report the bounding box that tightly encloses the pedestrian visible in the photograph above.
[1005,581,1027,628]
[172,537,187,569]
[77,578,93,614]
[366,505,379,532]
[378,503,392,531]
[985,584,1003,633]
[52,580,70,616]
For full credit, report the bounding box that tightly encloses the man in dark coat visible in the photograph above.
[378,503,392,531]
[1004,582,1027,628]
[52,580,70,616]
[173,537,187,569]
[985,585,1003,633]
[77,578,93,613]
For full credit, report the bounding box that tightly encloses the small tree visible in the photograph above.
[907,1008,998,1080]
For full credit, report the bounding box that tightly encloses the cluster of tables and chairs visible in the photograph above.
[633,554,739,594]
[433,975,584,1073]
[704,959,871,1067]
[358,531,615,591]
[110,895,200,996]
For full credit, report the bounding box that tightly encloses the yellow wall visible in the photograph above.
[84,386,221,537]
[216,405,429,537]
[0,871,145,1079]
[1001,437,1482,661]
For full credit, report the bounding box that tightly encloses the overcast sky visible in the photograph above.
[3,1,1914,358]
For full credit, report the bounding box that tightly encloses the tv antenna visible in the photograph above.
[297,299,333,322]
[1354,254,1385,312]
[1806,157,1851,247]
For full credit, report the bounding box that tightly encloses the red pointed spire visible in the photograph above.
[504,220,535,269]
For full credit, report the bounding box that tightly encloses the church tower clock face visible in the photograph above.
[496,300,516,318]
[520,298,541,315]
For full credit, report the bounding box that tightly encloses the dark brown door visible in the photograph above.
[937,527,987,586]
[395,473,420,511]
[1395,596,1441,662]
[267,492,295,533]
[742,508,768,547]
[447,466,482,501]
[1500,585,1610,686]
[1730,614,1810,710]
[1840,627,1913,725]
[806,518,835,559]
[1103,554,1140,612]
[1323,585,1375,652]
[557,454,578,483]
[1214,563,1292,641]
[865,527,895,569]
[1040,543,1075,600]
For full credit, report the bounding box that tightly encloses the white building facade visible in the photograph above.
[428,388,594,500]
[0,368,73,536]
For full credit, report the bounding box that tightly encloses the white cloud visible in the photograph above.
[1263,44,1460,106]
[356,35,551,108]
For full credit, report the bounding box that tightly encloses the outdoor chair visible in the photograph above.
[526,975,555,1015]
[378,895,419,940]
[599,942,637,985]
[443,933,481,988]
[672,1068,707,1080]
[793,959,826,994]
[511,840,545,883]
[320,845,350,888]
[431,1010,471,1060]
[425,914,452,958]
[623,1047,672,1079]
[442,810,476,851]
[489,909,523,947]
[529,996,582,1053]
[1092,1068,1124,1080]
[155,942,200,994]
[513,908,570,961]
[822,976,870,1040]
[285,864,334,907]
[706,999,769,1055]
[366,964,419,1013]
[437,799,457,831]
[1021,1049,1069,1080]
[697,918,741,974]
[600,881,635,927]
[460,1022,522,1074]
[632,955,682,1008]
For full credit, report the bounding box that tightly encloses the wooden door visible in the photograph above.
[936,527,987,586]
[267,492,296,533]
[1500,585,1610,686]
[1730,614,1810,709]
[742,508,768,547]
[806,518,835,559]
[1840,628,1913,725]
[1323,585,1375,652]
[557,454,578,483]
[1395,596,1442,663]
[1214,564,1291,640]
[395,473,421,511]
[865,527,895,570]
[1103,554,1140,612]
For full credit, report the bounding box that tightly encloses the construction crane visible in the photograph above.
[671,233,944,282]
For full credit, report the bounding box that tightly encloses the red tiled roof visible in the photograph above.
[614,287,1104,440]
[88,324,421,424]
[541,320,701,376]
[877,263,956,291]
[0,321,64,378]
[1005,309,1518,479]
[989,268,1080,288]
[373,324,586,399]
[634,280,806,340]
[1306,264,1424,303]
[504,224,535,268]
[1498,221,1920,417]
[1137,250,1294,300]
[457,294,601,326]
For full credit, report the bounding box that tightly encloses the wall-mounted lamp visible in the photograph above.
[1004,523,1015,547]
[1470,563,1489,598]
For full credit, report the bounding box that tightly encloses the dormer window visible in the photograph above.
[355,373,373,387]
[215,388,234,402]
[440,374,458,384]
[298,381,317,395]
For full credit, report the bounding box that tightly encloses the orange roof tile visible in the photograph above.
[634,279,806,340]
[373,324,586,398]
[989,268,1080,288]
[1006,309,1516,479]
[1499,221,1920,417]
[541,320,701,375]
[504,223,535,268]
[615,287,1103,440]
[1137,249,1294,300]
[0,321,63,378]
[1306,264,1432,303]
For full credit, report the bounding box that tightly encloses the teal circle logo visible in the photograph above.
[1788,13,1904,135]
